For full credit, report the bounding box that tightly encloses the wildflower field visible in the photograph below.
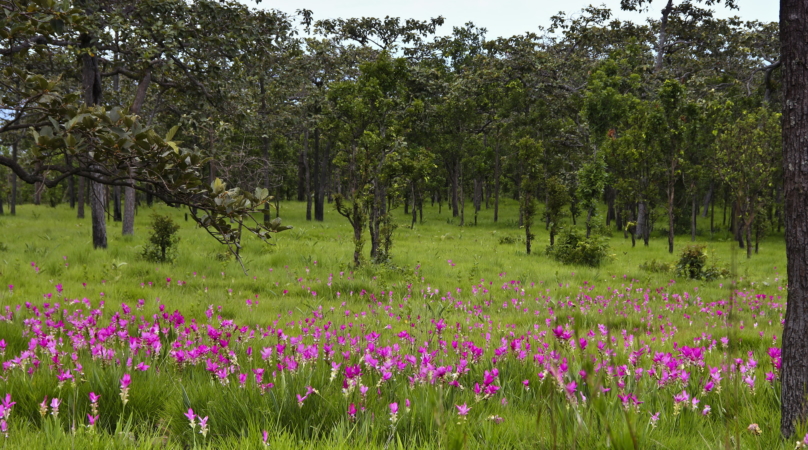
[0,201,794,449]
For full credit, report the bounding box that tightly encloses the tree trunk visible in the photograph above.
[81,31,106,249]
[68,156,75,209]
[451,159,460,218]
[90,179,107,249]
[779,0,808,434]
[606,187,615,226]
[123,69,151,236]
[667,170,675,254]
[10,140,17,216]
[691,194,697,241]
[654,0,674,73]
[304,130,311,221]
[313,127,324,221]
[636,201,649,246]
[494,141,501,222]
[263,134,271,225]
[411,182,417,229]
[113,185,122,222]
[702,182,713,217]
[123,176,135,235]
[77,176,85,218]
[746,217,753,259]
[33,180,42,205]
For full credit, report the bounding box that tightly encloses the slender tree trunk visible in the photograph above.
[263,134,271,225]
[113,186,122,222]
[654,0,675,72]
[90,178,107,248]
[637,201,649,246]
[304,130,311,221]
[746,217,753,259]
[68,155,75,210]
[494,141,501,222]
[451,159,460,218]
[314,127,324,221]
[459,169,465,227]
[77,176,85,218]
[123,69,151,236]
[702,182,713,217]
[10,140,17,216]
[81,31,106,249]
[606,187,615,226]
[411,182,417,229]
[710,192,715,236]
[123,175,135,235]
[667,171,675,254]
[691,194,697,241]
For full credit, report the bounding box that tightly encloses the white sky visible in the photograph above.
[246,0,778,39]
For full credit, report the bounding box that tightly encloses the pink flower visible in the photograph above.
[262,430,269,444]
[87,414,99,425]
[455,403,471,416]
[565,381,577,396]
[348,403,357,417]
[120,373,131,390]
[135,362,150,371]
[185,408,196,426]
[88,392,100,404]
[389,403,399,415]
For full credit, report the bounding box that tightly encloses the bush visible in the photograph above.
[675,245,730,281]
[141,214,181,263]
[498,235,517,245]
[545,227,610,267]
[639,259,673,273]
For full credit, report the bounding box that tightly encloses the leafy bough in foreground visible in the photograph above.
[0,73,291,272]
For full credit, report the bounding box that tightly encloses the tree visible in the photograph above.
[516,138,542,254]
[779,0,808,438]
[577,151,609,237]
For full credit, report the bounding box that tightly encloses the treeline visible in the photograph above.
[0,0,780,264]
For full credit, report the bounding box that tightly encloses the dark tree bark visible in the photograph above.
[691,194,697,241]
[303,130,311,221]
[81,31,106,249]
[780,0,808,437]
[123,69,151,236]
[654,0,674,73]
[112,185,122,222]
[9,140,17,216]
[314,127,325,222]
[77,176,85,218]
[636,201,649,246]
[494,141,501,222]
[450,159,460,218]
[123,176,135,235]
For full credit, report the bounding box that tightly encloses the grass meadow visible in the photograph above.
[0,199,793,449]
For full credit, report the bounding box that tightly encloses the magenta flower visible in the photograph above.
[87,414,99,425]
[455,403,471,416]
[185,408,196,427]
[135,362,150,371]
[120,373,131,390]
[262,430,269,444]
[348,403,357,417]
[565,381,577,396]
[88,392,100,404]
[389,402,398,415]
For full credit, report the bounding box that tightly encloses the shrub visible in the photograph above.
[546,227,610,267]
[142,214,181,263]
[675,245,730,281]
[639,259,673,273]
[498,235,517,245]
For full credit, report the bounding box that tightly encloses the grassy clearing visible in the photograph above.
[0,200,792,449]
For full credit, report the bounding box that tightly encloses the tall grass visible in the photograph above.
[0,200,791,448]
